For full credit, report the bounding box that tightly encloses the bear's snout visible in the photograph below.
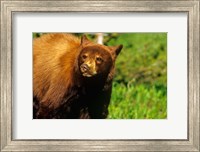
[80,64,89,72]
[80,62,97,77]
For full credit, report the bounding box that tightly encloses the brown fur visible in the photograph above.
[33,33,122,119]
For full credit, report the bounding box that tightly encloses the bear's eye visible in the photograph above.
[96,57,103,64]
[82,54,87,60]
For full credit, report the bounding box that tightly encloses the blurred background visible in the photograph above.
[33,33,167,119]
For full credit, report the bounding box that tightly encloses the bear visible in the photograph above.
[33,33,123,119]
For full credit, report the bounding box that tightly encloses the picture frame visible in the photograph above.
[1,0,199,151]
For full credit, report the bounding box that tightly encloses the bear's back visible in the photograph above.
[34,34,80,62]
[33,34,81,101]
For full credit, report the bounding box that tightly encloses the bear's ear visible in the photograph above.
[81,35,91,46]
[109,45,123,56]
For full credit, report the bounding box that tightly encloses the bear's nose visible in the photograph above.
[81,64,89,72]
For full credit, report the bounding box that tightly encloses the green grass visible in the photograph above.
[107,33,167,119]
[108,82,167,119]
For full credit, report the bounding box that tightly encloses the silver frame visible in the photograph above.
[1,1,199,151]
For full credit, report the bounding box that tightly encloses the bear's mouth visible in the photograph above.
[82,73,94,77]
[81,69,97,77]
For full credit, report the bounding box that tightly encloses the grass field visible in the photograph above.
[106,33,167,119]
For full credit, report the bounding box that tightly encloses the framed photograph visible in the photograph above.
[1,0,199,151]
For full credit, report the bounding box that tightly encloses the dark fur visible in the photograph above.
[33,34,122,119]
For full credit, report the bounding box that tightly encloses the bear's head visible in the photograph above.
[77,35,123,78]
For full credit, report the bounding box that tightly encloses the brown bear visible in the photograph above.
[33,33,123,119]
